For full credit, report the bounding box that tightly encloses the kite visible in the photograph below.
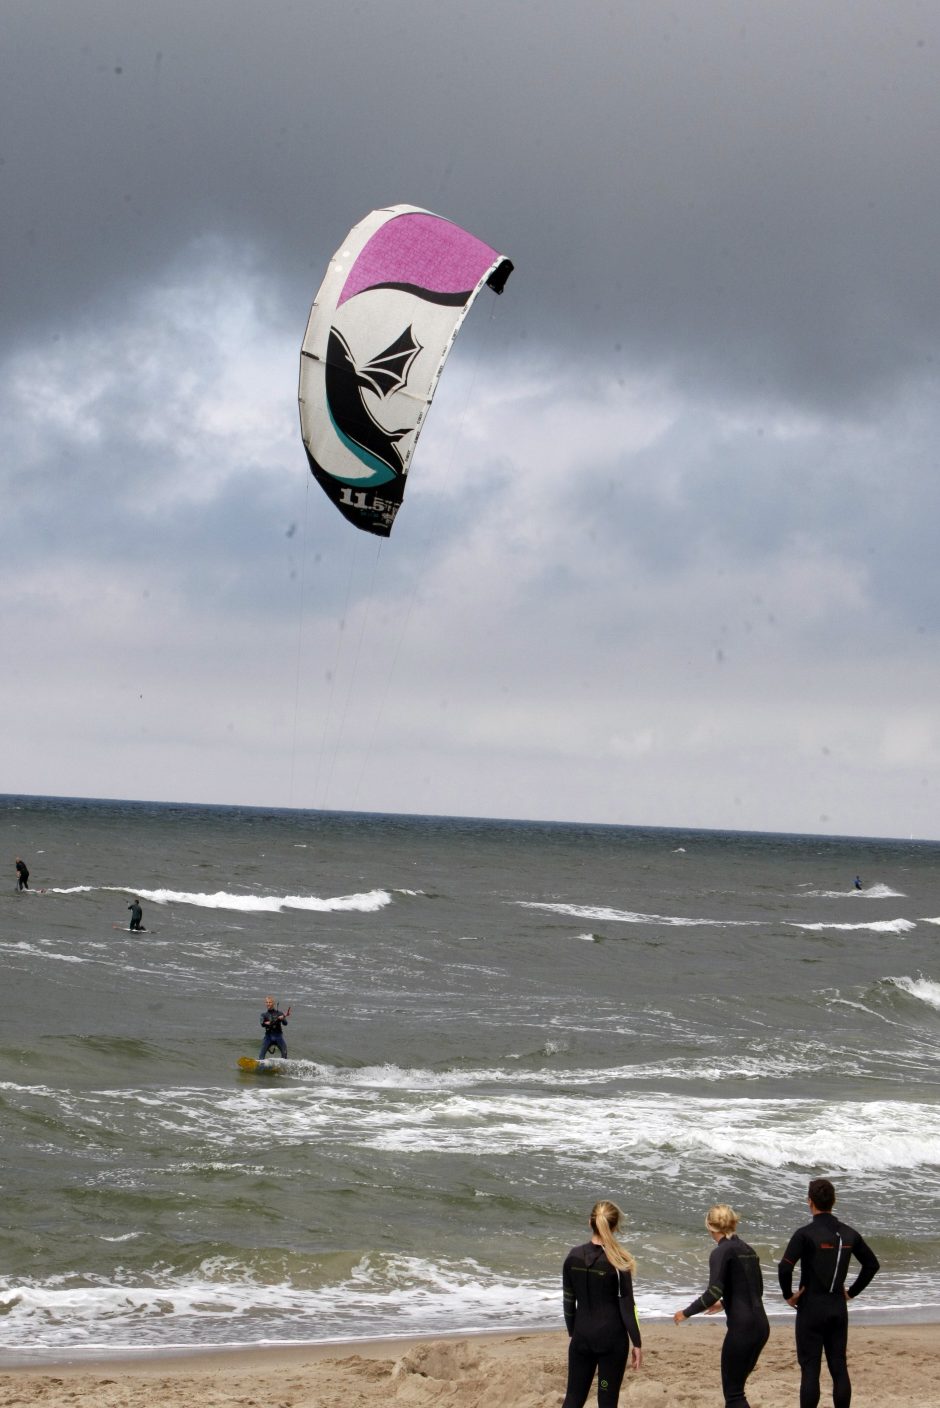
[298,204,513,537]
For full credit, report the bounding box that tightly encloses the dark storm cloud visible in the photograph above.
[3,0,940,412]
[4,0,940,834]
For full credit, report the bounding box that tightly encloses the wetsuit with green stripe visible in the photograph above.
[778,1212,879,1408]
[682,1234,770,1408]
[562,1241,641,1408]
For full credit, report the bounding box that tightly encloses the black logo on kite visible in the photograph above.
[356,325,423,398]
[326,325,423,478]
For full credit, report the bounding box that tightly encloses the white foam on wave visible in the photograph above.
[331,1091,940,1171]
[788,918,916,934]
[517,901,755,928]
[116,887,391,914]
[886,975,940,1012]
[98,1078,940,1177]
[0,1252,685,1353]
[0,939,87,964]
[804,883,905,899]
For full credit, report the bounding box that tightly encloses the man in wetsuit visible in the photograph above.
[15,857,29,890]
[778,1178,879,1408]
[259,996,289,1060]
[128,898,144,931]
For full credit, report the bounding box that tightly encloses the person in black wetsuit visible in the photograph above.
[674,1203,769,1408]
[127,898,144,931]
[258,995,289,1059]
[561,1199,642,1408]
[778,1178,879,1408]
[15,857,29,891]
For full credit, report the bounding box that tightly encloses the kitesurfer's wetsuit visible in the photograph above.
[15,859,29,891]
[682,1235,769,1408]
[128,901,143,931]
[259,1006,288,1059]
[778,1212,879,1408]
[562,1241,641,1408]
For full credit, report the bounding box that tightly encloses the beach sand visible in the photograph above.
[0,1322,937,1408]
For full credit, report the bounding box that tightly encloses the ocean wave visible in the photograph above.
[516,901,755,927]
[65,1080,940,1177]
[787,918,915,934]
[802,883,905,899]
[0,1252,694,1354]
[884,975,940,1012]
[93,887,392,914]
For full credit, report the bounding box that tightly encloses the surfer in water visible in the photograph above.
[853,876,862,891]
[15,857,29,891]
[259,996,289,1060]
[128,897,144,931]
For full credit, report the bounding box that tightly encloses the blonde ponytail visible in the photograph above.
[590,1200,637,1275]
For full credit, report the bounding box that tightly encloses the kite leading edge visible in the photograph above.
[298,204,513,537]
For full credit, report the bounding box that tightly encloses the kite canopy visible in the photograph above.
[298,204,513,537]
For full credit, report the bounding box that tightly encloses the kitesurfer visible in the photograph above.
[259,995,289,1059]
[15,857,29,891]
[778,1178,880,1408]
[674,1204,769,1408]
[853,876,862,891]
[561,1199,642,1408]
[128,897,144,931]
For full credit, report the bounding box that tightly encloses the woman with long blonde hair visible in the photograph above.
[561,1199,642,1408]
[673,1203,769,1408]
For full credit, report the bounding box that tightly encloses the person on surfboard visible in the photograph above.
[15,857,29,891]
[128,897,144,931]
[259,995,289,1060]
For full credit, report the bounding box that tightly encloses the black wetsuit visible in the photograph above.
[15,860,29,891]
[259,1006,288,1059]
[778,1212,880,1408]
[128,901,143,931]
[682,1235,770,1408]
[562,1241,641,1408]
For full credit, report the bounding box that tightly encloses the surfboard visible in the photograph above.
[237,1056,288,1074]
[112,925,152,932]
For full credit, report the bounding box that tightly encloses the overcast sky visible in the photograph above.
[3,0,939,838]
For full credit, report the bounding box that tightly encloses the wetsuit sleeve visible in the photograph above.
[562,1253,577,1335]
[778,1229,803,1298]
[847,1232,879,1299]
[617,1270,642,1347]
[683,1242,726,1318]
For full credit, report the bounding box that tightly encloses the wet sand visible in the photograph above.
[0,1321,937,1407]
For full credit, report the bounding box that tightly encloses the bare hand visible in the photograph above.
[673,1310,686,1325]
[630,1346,643,1370]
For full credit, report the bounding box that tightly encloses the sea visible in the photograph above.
[1,793,939,1364]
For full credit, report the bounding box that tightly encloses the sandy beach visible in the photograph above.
[0,1322,937,1408]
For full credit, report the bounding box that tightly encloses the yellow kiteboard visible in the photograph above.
[237,1056,288,1074]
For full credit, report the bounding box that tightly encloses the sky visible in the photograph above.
[3,0,940,838]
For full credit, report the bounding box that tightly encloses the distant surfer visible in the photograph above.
[128,897,144,931]
[853,876,862,891]
[15,857,29,891]
[259,995,289,1060]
